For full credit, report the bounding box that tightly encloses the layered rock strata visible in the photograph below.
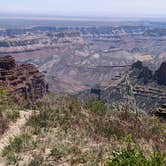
[0,56,48,102]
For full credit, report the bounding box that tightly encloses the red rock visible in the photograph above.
[0,56,15,70]
[0,56,48,103]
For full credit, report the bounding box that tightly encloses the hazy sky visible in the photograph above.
[0,0,166,17]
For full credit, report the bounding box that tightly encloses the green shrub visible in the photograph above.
[89,115,125,140]
[50,147,64,160]
[6,154,22,165]
[0,90,8,109]
[27,108,61,134]
[85,99,106,115]
[2,134,30,156]
[105,145,166,166]
[5,110,20,122]
[49,145,81,162]
[26,112,47,134]
[0,89,6,97]
[2,137,23,157]
[148,152,166,166]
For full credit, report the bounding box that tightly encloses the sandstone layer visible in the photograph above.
[0,56,48,103]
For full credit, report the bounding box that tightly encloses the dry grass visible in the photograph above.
[1,94,166,165]
[0,90,20,136]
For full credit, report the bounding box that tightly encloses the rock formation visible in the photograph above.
[0,56,48,103]
[79,61,166,112]
[131,61,153,84]
[155,61,166,85]
[0,31,83,54]
[153,104,166,119]
[132,61,143,70]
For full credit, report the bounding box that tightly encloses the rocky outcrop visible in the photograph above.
[155,61,166,85]
[0,56,15,70]
[131,61,153,84]
[132,61,144,70]
[0,56,48,103]
[79,61,166,112]
[132,61,166,86]
[152,104,166,119]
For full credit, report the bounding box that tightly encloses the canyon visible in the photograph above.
[0,19,165,165]
[85,61,166,112]
[0,20,166,110]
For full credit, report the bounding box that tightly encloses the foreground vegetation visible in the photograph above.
[0,90,20,136]
[1,94,166,165]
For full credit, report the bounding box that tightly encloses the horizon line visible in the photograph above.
[0,12,166,23]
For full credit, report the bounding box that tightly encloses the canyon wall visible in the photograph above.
[0,56,48,103]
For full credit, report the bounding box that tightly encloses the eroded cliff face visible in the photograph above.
[0,31,83,54]
[79,61,166,113]
[155,61,166,85]
[0,56,48,103]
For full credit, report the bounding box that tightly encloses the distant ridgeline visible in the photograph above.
[0,56,48,103]
[79,61,166,118]
[0,31,82,54]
